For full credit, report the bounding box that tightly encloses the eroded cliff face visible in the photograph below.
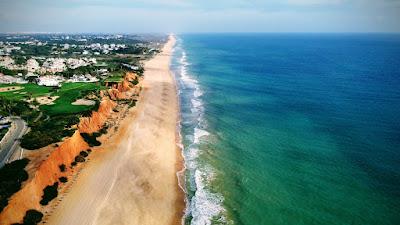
[0,131,89,225]
[78,99,117,134]
[107,72,140,100]
[0,72,140,225]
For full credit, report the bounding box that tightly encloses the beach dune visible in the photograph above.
[45,35,183,225]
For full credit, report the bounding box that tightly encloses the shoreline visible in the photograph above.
[44,35,184,225]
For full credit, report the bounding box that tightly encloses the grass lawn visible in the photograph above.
[95,62,108,67]
[0,82,106,115]
[40,82,105,115]
[104,71,124,82]
[0,83,52,100]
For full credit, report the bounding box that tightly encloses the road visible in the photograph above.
[0,117,28,168]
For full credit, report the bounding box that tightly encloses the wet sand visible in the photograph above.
[45,35,184,225]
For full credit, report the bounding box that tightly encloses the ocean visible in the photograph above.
[171,34,400,225]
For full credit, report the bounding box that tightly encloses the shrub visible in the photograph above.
[21,114,80,150]
[80,133,101,147]
[129,100,137,108]
[79,151,89,157]
[59,177,68,183]
[0,158,30,213]
[131,78,139,85]
[81,110,93,118]
[70,161,77,167]
[75,155,85,163]
[39,182,58,205]
[23,209,43,225]
[59,164,66,172]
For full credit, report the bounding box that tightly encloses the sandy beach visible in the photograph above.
[45,35,184,225]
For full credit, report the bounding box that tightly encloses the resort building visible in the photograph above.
[0,56,15,68]
[26,59,40,72]
[0,73,28,84]
[68,74,99,83]
[42,58,66,73]
[37,75,64,87]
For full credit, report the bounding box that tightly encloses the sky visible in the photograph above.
[0,0,399,33]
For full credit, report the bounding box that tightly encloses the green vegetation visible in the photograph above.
[0,97,40,125]
[12,209,44,225]
[0,66,18,76]
[39,182,58,205]
[104,70,124,82]
[41,82,104,115]
[0,66,27,76]
[0,33,153,154]
[59,164,66,172]
[79,150,89,157]
[23,209,43,225]
[59,177,68,183]
[130,77,139,85]
[0,82,106,150]
[14,56,27,65]
[13,44,52,56]
[0,83,103,114]
[20,114,79,150]
[81,126,108,147]
[0,158,30,213]
[80,125,108,147]
[0,83,52,101]
[70,152,88,168]
[80,133,101,147]
[0,127,9,140]
[75,155,85,163]
[55,65,98,78]
[115,46,149,55]
[128,99,137,108]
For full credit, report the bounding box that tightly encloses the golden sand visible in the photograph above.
[45,35,183,225]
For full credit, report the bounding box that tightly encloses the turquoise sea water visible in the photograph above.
[171,34,400,225]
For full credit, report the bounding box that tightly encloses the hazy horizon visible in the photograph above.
[0,0,399,33]
[1,32,400,34]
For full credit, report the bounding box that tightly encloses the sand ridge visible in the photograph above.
[44,35,183,225]
[0,86,23,92]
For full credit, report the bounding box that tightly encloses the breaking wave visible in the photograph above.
[172,39,228,225]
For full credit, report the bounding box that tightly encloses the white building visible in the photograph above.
[26,59,40,72]
[0,74,28,84]
[66,57,97,69]
[0,56,15,68]
[66,58,85,69]
[68,74,99,83]
[37,75,64,87]
[42,58,66,73]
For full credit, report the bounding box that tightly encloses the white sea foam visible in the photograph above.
[191,99,202,108]
[194,88,203,97]
[176,46,228,225]
[190,169,226,225]
[194,128,209,144]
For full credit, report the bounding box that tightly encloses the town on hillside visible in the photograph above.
[0,33,165,86]
[0,33,166,168]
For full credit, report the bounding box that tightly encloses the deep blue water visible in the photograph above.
[172,34,400,225]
